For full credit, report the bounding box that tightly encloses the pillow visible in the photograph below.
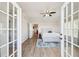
[48,31,52,33]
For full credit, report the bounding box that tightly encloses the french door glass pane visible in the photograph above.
[0,30,7,46]
[14,52,17,57]
[64,7,66,17]
[64,41,66,51]
[14,7,17,42]
[0,2,7,13]
[9,3,13,16]
[64,6,66,43]
[14,41,17,51]
[73,12,79,45]
[14,16,17,29]
[9,30,13,42]
[65,24,67,41]
[64,35,66,41]
[73,2,79,12]
[73,12,78,21]
[9,16,13,29]
[14,7,17,40]
[14,30,17,40]
[9,43,13,56]
[14,7,17,29]
[64,18,66,23]
[68,3,71,15]
[67,30,71,42]
[64,52,66,57]
[68,16,71,42]
[67,43,71,55]
[0,46,7,57]
[14,7,17,15]
[0,12,7,28]
[73,46,79,57]
[64,18,66,41]
[73,29,79,45]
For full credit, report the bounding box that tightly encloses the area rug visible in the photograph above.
[36,39,60,48]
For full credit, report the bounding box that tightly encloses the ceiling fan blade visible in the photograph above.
[49,14,52,16]
[50,12,56,14]
[43,14,46,17]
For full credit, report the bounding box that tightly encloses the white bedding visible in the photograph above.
[42,32,60,42]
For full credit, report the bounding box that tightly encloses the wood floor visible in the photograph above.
[22,36,61,57]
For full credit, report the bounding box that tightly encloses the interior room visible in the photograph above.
[19,2,62,57]
[0,2,79,57]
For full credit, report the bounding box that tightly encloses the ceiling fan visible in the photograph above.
[40,10,56,17]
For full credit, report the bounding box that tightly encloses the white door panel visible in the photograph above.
[0,2,21,57]
[61,2,79,57]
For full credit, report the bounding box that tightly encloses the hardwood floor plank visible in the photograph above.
[22,36,61,57]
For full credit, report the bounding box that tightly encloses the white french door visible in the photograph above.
[61,2,79,57]
[0,2,21,57]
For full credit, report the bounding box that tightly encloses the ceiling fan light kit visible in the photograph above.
[40,10,56,17]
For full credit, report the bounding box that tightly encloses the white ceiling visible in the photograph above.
[18,2,63,22]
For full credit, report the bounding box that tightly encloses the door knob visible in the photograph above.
[59,33,62,40]
[60,33,62,35]
[59,37,62,40]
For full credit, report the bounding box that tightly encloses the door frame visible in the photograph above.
[0,2,22,57]
[14,2,22,57]
[61,2,68,57]
[9,2,22,57]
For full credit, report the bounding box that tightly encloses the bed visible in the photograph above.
[41,30,60,43]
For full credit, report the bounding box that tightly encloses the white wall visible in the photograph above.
[31,19,61,34]
[38,23,60,33]
[21,14,29,43]
[29,23,33,38]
